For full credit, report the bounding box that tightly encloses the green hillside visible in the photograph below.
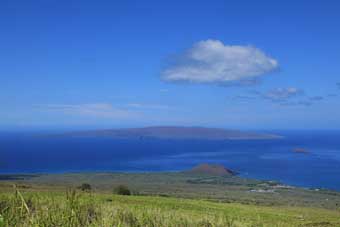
[1,188,340,227]
[1,171,340,226]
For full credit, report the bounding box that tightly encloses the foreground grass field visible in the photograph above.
[0,186,340,227]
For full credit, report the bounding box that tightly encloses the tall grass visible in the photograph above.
[0,186,339,226]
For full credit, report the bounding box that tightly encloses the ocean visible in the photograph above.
[1,130,340,190]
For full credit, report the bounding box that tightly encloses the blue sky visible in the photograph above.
[1,0,340,130]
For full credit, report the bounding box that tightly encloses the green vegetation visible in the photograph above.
[78,183,92,192]
[1,173,340,226]
[5,172,340,209]
[114,185,131,195]
[0,186,340,227]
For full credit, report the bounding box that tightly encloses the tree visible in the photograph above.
[79,183,92,192]
[113,185,131,195]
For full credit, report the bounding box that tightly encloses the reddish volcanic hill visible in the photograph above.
[185,164,236,176]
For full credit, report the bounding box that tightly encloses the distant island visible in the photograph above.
[61,126,282,140]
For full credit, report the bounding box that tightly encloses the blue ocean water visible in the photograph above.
[1,130,340,190]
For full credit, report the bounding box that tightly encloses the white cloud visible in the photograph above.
[229,87,327,107]
[264,87,303,101]
[228,95,257,102]
[297,101,313,106]
[126,103,170,110]
[309,96,324,101]
[42,103,139,119]
[279,101,312,107]
[161,39,278,85]
[328,94,338,97]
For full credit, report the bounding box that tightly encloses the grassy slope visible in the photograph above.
[1,189,340,227]
[3,172,340,209]
[1,173,340,226]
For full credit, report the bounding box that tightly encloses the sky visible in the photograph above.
[1,0,340,131]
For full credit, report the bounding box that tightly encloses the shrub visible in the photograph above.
[79,183,92,192]
[0,214,4,227]
[113,185,131,195]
